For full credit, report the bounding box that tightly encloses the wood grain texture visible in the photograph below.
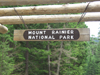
[0,2,100,16]
[0,24,8,34]
[14,28,90,41]
[0,13,100,24]
[0,0,99,6]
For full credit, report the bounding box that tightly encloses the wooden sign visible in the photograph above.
[14,28,90,41]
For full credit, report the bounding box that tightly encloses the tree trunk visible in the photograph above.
[25,41,29,75]
[0,24,8,34]
[57,41,63,75]
[0,0,98,6]
[47,24,51,75]
[0,13,100,24]
[47,41,51,75]
[0,2,100,16]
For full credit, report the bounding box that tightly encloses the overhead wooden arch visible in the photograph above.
[0,0,99,6]
[0,13,100,24]
[0,0,99,34]
[0,2,100,16]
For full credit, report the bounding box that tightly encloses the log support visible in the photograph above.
[0,2,100,16]
[0,0,99,6]
[0,24,8,34]
[0,13,100,24]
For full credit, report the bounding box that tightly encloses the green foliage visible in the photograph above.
[0,35,14,75]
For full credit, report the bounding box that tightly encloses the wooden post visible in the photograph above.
[0,0,98,6]
[0,2,100,16]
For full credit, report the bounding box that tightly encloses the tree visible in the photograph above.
[0,34,14,75]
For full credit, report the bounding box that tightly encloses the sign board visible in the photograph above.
[14,28,90,41]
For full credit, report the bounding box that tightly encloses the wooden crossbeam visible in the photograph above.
[0,13,100,24]
[0,0,99,6]
[0,2,100,16]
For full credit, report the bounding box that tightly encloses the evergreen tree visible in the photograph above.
[0,34,14,75]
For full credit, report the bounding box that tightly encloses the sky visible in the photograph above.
[85,21,100,37]
[84,1,100,37]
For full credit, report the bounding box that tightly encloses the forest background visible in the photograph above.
[0,2,100,75]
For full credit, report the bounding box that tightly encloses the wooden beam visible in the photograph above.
[14,28,90,41]
[0,24,8,34]
[0,2,100,16]
[0,13,100,24]
[0,0,99,6]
